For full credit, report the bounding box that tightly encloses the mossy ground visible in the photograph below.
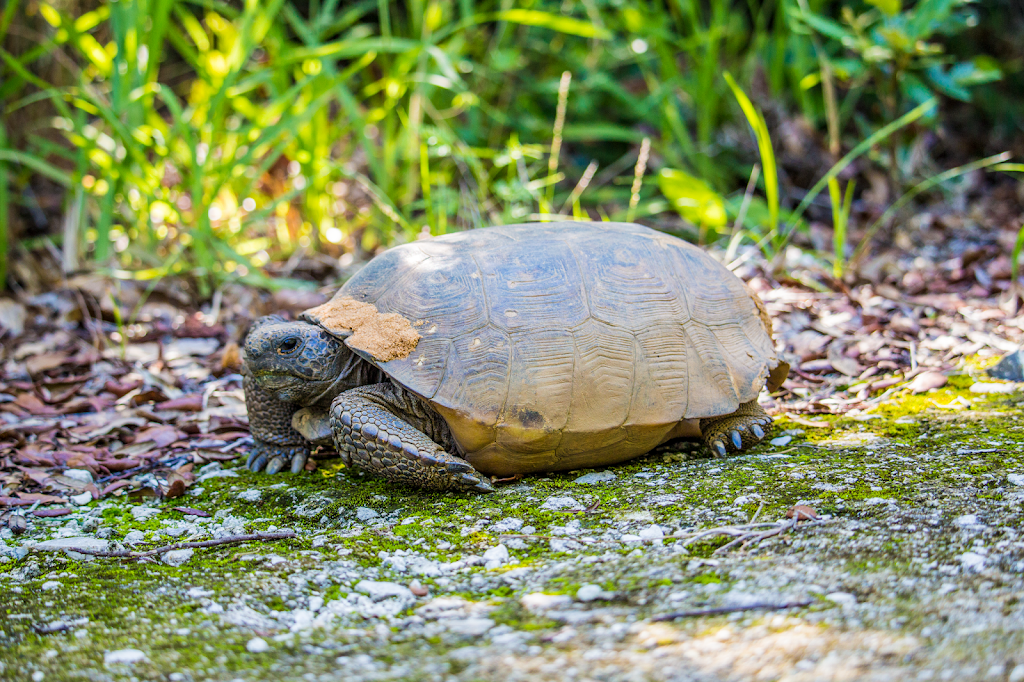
[3,377,1024,681]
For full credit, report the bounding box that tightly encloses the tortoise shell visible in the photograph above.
[302,222,780,476]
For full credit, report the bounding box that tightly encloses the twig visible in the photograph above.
[39,531,296,559]
[712,517,798,555]
[652,599,813,622]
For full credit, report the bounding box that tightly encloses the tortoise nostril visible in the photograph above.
[277,337,300,355]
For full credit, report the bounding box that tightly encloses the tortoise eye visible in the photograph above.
[277,338,300,354]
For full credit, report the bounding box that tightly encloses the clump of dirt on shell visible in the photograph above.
[304,296,420,362]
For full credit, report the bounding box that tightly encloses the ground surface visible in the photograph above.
[5,203,1024,681]
[4,378,1024,682]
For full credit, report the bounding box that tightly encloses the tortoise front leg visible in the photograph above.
[331,384,494,493]
[700,399,773,457]
[243,371,310,475]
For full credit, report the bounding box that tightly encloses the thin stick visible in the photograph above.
[626,137,651,223]
[652,599,813,622]
[546,71,573,208]
[38,531,296,559]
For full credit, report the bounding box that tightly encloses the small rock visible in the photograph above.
[620,533,642,542]
[131,507,160,521]
[825,592,857,608]
[1008,664,1024,682]
[123,530,145,544]
[63,469,95,485]
[445,618,495,636]
[236,489,262,502]
[908,370,948,394]
[104,649,147,665]
[34,537,110,553]
[489,517,523,533]
[574,471,616,484]
[355,507,379,521]
[988,349,1024,382]
[246,637,269,653]
[1008,474,1024,487]
[954,514,982,528]
[521,593,572,612]
[162,549,194,566]
[187,587,213,598]
[769,435,792,447]
[540,495,581,511]
[969,381,1017,394]
[482,544,509,569]
[959,551,986,572]
[576,584,603,602]
[309,595,324,612]
[355,580,412,601]
[42,580,61,591]
[638,524,665,543]
[70,492,93,506]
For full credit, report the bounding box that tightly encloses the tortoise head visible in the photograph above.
[243,315,353,404]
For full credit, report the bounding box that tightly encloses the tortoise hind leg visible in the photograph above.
[331,384,494,493]
[700,400,773,457]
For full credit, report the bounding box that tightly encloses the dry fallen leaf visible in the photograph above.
[786,505,819,521]
[908,370,948,394]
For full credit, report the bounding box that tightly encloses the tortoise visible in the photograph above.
[242,221,788,492]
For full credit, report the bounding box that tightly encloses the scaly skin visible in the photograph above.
[700,400,773,457]
[330,383,493,493]
[242,369,309,475]
[243,315,494,490]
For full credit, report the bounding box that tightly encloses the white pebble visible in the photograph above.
[574,471,616,484]
[770,435,792,447]
[969,382,1017,394]
[356,507,379,521]
[236,489,262,502]
[63,469,94,484]
[162,549,194,567]
[482,544,509,569]
[41,580,61,591]
[246,637,269,653]
[540,495,581,510]
[104,649,147,665]
[1008,474,1024,487]
[70,492,93,506]
[576,584,602,602]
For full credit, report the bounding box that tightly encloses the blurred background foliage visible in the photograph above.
[1,0,1022,293]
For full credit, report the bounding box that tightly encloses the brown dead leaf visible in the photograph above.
[164,472,188,499]
[786,505,819,521]
[156,394,204,412]
[26,352,69,376]
[31,508,73,517]
[221,341,242,372]
[133,425,186,448]
[909,370,948,394]
[171,506,210,517]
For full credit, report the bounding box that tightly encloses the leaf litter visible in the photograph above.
[2,189,1024,518]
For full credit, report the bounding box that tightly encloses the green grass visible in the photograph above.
[1,0,1021,291]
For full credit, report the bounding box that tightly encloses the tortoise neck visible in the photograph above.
[310,351,387,407]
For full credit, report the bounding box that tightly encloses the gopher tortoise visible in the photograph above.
[242,221,788,492]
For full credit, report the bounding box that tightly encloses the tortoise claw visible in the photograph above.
[457,472,494,493]
[291,452,307,474]
[729,430,743,450]
[246,450,261,469]
[249,453,268,472]
[265,456,285,475]
[711,440,727,458]
[750,424,765,439]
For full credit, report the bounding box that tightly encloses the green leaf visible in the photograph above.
[723,72,779,238]
[657,168,727,229]
[866,0,902,16]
